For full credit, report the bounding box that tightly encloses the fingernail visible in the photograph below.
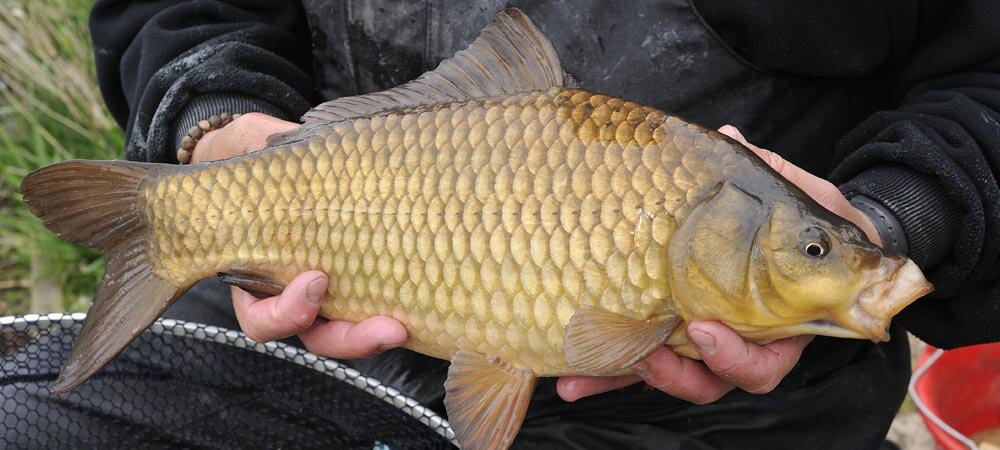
[633,362,651,378]
[690,330,716,355]
[306,277,325,305]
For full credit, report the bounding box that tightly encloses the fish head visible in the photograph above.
[667,182,932,343]
[751,200,933,342]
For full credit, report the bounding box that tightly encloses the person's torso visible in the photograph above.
[299,0,913,175]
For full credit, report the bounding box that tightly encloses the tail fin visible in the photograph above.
[21,160,186,394]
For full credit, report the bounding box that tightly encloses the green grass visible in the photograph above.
[0,0,122,316]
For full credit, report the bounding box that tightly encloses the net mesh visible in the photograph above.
[0,313,456,449]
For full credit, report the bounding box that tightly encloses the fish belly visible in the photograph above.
[143,88,740,376]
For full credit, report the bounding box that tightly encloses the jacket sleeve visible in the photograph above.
[90,0,318,163]
[832,0,1000,348]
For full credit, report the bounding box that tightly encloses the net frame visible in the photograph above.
[0,312,456,447]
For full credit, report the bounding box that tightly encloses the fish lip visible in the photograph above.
[848,258,933,342]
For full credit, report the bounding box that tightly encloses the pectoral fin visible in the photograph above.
[564,306,681,374]
[217,267,287,299]
[443,352,536,450]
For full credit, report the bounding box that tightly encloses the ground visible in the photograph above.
[886,334,934,450]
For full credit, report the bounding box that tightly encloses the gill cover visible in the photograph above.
[668,181,769,312]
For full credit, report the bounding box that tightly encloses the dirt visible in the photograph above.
[972,427,1000,447]
[886,334,934,450]
[889,410,934,450]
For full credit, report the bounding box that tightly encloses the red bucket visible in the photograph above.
[911,344,1000,449]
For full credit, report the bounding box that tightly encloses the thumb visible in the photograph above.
[689,320,810,394]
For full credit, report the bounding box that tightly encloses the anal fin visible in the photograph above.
[218,267,287,299]
[443,352,536,450]
[564,306,681,375]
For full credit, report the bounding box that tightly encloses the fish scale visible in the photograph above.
[145,88,739,375]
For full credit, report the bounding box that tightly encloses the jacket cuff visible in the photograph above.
[848,194,908,255]
[839,165,962,268]
[170,93,293,156]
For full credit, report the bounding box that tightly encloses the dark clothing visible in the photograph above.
[89,0,316,161]
[89,0,1000,448]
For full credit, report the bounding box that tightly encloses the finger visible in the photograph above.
[232,271,327,342]
[299,315,408,359]
[632,347,735,404]
[718,125,798,180]
[689,321,813,394]
[556,374,642,402]
[717,126,864,226]
[717,124,748,144]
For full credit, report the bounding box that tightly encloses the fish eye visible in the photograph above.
[805,242,826,257]
[799,227,830,259]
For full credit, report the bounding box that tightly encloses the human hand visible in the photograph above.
[193,112,409,358]
[716,125,881,246]
[190,112,298,163]
[556,125,881,404]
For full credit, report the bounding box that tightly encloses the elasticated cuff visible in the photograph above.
[170,93,293,154]
[840,164,962,268]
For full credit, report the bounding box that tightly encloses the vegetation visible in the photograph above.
[0,0,121,316]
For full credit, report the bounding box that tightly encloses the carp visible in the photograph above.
[21,8,932,450]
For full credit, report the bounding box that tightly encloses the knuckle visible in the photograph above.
[267,299,286,323]
[644,371,681,394]
[287,313,314,333]
[710,357,745,381]
[242,324,266,343]
[818,178,837,192]
[767,153,788,174]
[708,349,754,382]
[712,362,740,379]
[316,329,370,360]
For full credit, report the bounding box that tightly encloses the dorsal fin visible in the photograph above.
[268,8,563,145]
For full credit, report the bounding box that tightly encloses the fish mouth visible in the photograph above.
[794,319,869,339]
[842,258,933,342]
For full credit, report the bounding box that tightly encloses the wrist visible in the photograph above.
[177,113,240,164]
[848,195,899,252]
[839,165,961,267]
[170,93,291,163]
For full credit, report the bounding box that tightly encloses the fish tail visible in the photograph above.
[21,160,187,394]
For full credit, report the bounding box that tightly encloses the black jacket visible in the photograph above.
[91,0,1000,349]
